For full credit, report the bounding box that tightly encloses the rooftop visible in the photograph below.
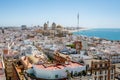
[34,62,83,70]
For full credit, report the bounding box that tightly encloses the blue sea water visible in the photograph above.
[73,28,120,41]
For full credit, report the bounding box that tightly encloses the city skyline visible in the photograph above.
[0,0,120,28]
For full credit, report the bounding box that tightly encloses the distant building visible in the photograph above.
[0,27,4,34]
[110,53,120,64]
[1,27,4,34]
[74,41,82,54]
[43,23,48,30]
[2,29,4,34]
[81,40,88,50]
[47,21,49,27]
[104,53,120,64]
[52,22,56,30]
[21,25,27,30]
[99,53,120,64]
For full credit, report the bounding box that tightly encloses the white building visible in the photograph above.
[27,62,86,79]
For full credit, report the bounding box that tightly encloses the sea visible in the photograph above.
[73,28,120,41]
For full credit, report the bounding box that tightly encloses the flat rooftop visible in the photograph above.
[34,62,84,70]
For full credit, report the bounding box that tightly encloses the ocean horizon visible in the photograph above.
[73,28,120,41]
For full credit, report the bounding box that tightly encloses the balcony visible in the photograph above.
[91,66,109,70]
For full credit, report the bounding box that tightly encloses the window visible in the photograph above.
[111,69,114,73]
[111,74,114,79]
[94,77,97,80]
[105,63,107,67]
[105,75,107,80]
[99,77,103,80]
[105,70,107,74]
[100,70,102,74]
[86,64,89,70]
[100,64,102,68]
[95,71,97,75]
[95,65,97,68]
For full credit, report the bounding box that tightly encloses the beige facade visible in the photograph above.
[91,60,115,80]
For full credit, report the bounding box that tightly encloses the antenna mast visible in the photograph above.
[77,13,79,28]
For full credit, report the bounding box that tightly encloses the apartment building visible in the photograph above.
[91,60,115,80]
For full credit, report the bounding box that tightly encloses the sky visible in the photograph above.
[0,0,120,28]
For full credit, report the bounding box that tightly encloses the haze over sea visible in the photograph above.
[73,28,120,41]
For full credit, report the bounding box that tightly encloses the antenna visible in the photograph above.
[77,13,80,35]
[77,13,79,28]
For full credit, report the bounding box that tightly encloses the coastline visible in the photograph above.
[68,28,89,33]
[71,28,120,41]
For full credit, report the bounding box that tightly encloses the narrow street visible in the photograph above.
[4,59,20,80]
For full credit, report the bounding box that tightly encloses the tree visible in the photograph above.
[74,71,78,77]
[66,70,71,79]
[82,70,86,76]
[66,44,75,48]
[78,72,82,77]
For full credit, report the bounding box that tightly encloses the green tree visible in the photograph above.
[66,70,71,79]
[66,44,75,48]
[74,71,78,77]
[82,70,86,76]
[78,72,82,77]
